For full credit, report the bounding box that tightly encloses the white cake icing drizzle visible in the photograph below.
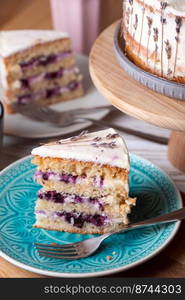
[0,30,69,58]
[31,128,130,170]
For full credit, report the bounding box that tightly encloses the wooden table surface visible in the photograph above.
[1,0,185,278]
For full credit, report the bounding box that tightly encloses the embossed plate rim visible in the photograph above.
[0,155,182,278]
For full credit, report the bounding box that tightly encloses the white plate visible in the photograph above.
[3,55,110,139]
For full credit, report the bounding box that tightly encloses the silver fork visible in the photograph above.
[35,207,185,260]
[17,105,114,123]
[19,105,168,145]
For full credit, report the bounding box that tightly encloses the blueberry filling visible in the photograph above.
[55,211,108,228]
[93,176,104,188]
[36,171,79,184]
[68,81,79,91]
[18,93,32,104]
[21,79,30,89]
[46,86,61,98]
[42,173,49,181]
[35,171,104,188]
[20,50,72,70]
[17,81,80,104]
[20,68,64,89]
[38,190,104,210]
[45,68,64,80]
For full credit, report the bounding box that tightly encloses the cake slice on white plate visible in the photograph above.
[0,30,84,113]
[31,128,136,234]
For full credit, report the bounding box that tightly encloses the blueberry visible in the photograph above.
[45,191,52,200]
[68,81,79,91]
[43,173,49,180]
[20,57,37,69]
[100,176,104,187]
[38,193,43,199]
[75,195,83,203]
[18,94,32,104]
[38,54,56,66]
[46,86,60,98]
[64,212,72,223]
[54,193,64,203]
[74,218,84,228]
[21,79,30,89]
[56,212,63,217]
[90,215,106,227]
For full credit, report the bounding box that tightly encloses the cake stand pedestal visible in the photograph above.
[89,21,185,172]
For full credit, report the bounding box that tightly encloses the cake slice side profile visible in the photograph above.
[31,128,136,234]
[0,30,84,113]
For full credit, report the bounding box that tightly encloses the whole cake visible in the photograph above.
[31,128,136,234]
[0,30,84,113]
[122,0,185,83]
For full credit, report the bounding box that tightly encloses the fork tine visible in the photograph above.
[21,110,43,121]
[37,108,61,122]
[31,109,50,121]
[22,108,53,122]
[36,247,77,253]
[38,253,81,260]
[25,110,45,121]
[40,105,112,115]
[41,107,53,114]
[38,249,77,255]
[34,242,76,248]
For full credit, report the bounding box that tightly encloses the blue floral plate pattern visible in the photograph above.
[0,154,182,277]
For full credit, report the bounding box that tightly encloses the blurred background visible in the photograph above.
[1,0,122,54]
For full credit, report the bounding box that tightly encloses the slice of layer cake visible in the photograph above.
[0,30,84,113]
[31,128,136,234]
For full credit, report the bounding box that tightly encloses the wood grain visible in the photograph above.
[1,0,52,30]
[89,21,185,132]
[169,132,185,172]
[99,0,122,32]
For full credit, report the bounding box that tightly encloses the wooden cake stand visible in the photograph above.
[89,21,185,172]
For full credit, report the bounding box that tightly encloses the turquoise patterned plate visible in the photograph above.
[0,154,182,277]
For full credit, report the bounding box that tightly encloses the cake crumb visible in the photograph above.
[106,255,113,261]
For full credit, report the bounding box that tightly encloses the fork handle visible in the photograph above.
[100,207,185,241]
[127,207,185,229]
[70,105,116,115]
[81,118,168,145]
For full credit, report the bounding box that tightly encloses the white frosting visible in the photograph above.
[143,0,185,16]
[0,30,69,58]
[124,0,185,80]
[166,0,185,11]
[32,128,130,170]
